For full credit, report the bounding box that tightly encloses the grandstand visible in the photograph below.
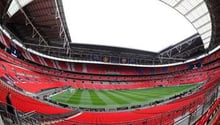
[0,0,219,125]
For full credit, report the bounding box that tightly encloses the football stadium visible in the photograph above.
[0,0,219,125]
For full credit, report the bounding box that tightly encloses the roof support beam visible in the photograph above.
[24,42,63,49]
[159,34,200,56]
[14,0,48,46]
[54,0,70,55]
[184,1,204,16]
[173,44,204,58]
[200,29,211,36]
[158,56,186,61]
[203,36,211,41]
[192,11,209,23]
[1,0,13,25]
[197,21,211,29]
[173,0,184,8]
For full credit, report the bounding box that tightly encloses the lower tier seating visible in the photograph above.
[0,81,72,115]
[53,78,219,125]
[195,98,220,125]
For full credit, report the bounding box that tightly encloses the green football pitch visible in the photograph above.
[50,84,199,108]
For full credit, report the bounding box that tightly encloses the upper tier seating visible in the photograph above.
[0,48,219,83]
[21,49,220,75]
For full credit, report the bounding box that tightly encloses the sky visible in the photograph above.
[62,0,197,52]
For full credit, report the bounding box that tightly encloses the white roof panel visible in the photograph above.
[7,0,33,17]
[161,0,212,49]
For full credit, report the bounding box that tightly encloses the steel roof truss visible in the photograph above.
[14,0,48,46]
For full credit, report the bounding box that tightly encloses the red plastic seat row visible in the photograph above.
[0,61,66,93]
[0,48,216,83]
[0,82,71,115]
[195,98,220,125]
[0,59,206,92]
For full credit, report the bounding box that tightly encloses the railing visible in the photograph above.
[0,101,39,125]
[48,99,219,125]
[0,78,81,123]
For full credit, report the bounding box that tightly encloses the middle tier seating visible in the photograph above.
[0,60,209,92]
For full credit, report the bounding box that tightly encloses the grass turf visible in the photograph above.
[50,84,198,108]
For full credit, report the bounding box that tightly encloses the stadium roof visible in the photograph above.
[0,0,219,65]
[160,0,212,49]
